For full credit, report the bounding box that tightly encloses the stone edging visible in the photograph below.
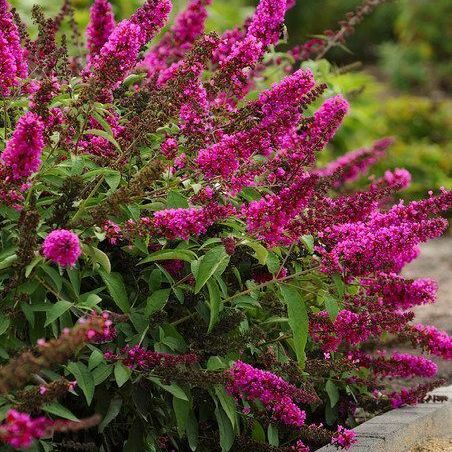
[316,385,452,452]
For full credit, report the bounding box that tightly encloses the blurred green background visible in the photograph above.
[10,0,451,199]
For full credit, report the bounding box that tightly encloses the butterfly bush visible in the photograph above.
[0,0,450,450]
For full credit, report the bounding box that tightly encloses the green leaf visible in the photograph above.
[162,383,188,401]
[99,398,122,433]
[90,110,114,136]
[0,317,10,336]
[266,252,280,274]
[67,362,95,405]
[139,249,197,265]
[186,410,199,451]
[150,378,189,401]
[280,285,309,368]
[318,290,339,321]
[41,264,63,292]
[85,128,122,152]
[268,424,279,446]
[243,240,268,265]
[92,364,113,386]
[167,191,189,208]
[42,403,78,421]
[325,400,338,425]
[93,248,111,273]
[214,386,237,430]
[215,405,234,452]
[114,361,131,387]
[148,269,162,292]
[207,279,222,333]
[0,254,17,270]
[326,379,340,408]
[145,289,170,317]
[88,349,104,371]
[99,270,130,313]
[195,246,230,294]
[67,268,81,295]
[301,235,314,254]
[332,274,345,298]
[325,296,339,321]
[251,420,266,443]
[45,300,73,327]
[173,396,190,437]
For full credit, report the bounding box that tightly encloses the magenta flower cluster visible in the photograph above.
[331,425,357,449]
[42,229,82,267]
[86,0,115,62]
[227,361,306,428]
[0,410,50,449]
[363,273,437,310]
[153,203,234,240]
[351,351,437,378]
[408,324,452,360]
[1,112,44,180]
[0,0,28,95]
[319,191,451,276]
[317,137,393,187]
[143,0,211,79]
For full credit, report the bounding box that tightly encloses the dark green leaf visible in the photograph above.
[114,361,131,387]
[195,246,229,293]
[67,362,95,405]
[214,385,237,430]
[88,349,104,371]
[45,300,73,327]
[268,424,279,446]
[173,396,190,437]
[99,398,122,433]
[99,271,130,313]
[0,317,10,336]
[326,379,340,408]
[140,249,197,265]
[167,191,189,208]
[42,403,78,421]
[186,410,199,451]
[215,405,234,452]
[92,248,111,273]
[92,364,112,386]
[251,421,266,443]
[145,289,170,317]
[243,240,268,265]
[207,279,222,333]
[280,285,309,368]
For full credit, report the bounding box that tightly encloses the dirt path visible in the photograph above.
[410,438,452,452]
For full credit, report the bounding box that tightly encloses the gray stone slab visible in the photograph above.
[315,385,452,451]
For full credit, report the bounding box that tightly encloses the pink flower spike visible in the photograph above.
[86,0,116,62]
[1,112,45,180]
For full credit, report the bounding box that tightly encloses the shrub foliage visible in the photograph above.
[0,0,450,451]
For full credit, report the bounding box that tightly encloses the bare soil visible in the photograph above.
[410,438,452,452]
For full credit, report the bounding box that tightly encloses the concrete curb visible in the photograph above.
[317,385,452,452]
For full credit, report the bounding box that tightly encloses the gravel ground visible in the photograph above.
[410,438,452,452]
